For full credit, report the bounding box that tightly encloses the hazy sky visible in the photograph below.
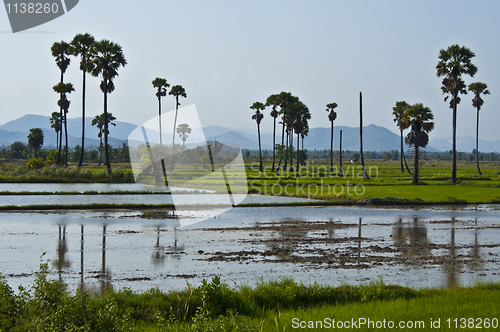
[1,0,499,141]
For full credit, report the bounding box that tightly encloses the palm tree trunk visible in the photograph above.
[301,136,305,166]
[400,129,404,172]
[103,79,111,174]
[171,97,179,171]
[56,70,64,165]
[283,126,289,170]
[475,106,482,175]
[412,145,419,184]
[403,150,412,175]
[158,97,162,147]
[359,92,368,178]
[272,117,276,172]
[99,136,102,166]
[78,71,86,169]
[64,112,68,166]
[451,95,458,183]
[339,130,343,176]
[276,108,286,172]
[289,128,294,172]
[257,122,263,172]
[330,120,334,172]
[296,132,300,171]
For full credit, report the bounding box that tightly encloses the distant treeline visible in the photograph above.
[243,148,500,162]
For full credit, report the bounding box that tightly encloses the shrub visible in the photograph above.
[27,157,45,169]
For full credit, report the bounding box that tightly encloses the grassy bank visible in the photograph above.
[1,263,499,331]
[1,160,500,204]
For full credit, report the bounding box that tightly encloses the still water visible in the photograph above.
[1,205,499,294]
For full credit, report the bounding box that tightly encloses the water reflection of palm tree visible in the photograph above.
[165,228,185,260]
[357,218,362,267]
[152,226,166,266]
[100,225,112,294]
[79,225,85,292]
[467,218,482,271]
[53,225,70,283]
[444,218,458,288]
[392,218,429,258]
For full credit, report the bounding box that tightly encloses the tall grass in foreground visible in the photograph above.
[0,164,134,183]
[1,263,499,331]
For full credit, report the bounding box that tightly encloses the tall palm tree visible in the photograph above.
[404,103,434,184]
[86,40,127,174]
[392,101,411,174]
[51,41,71,165]
[52,82,75,165]
[250,102,265,172]
[49,111,61,151]
[275,92,297,172]
[436,44,477,183]
[70,33,95,168]
[326,102,338,172]
[168,85,187,170]
[152,77,170,146]
[294,102,310,170]
[468,82,489,175]
[91,112,116,166]
[266,94,280,172]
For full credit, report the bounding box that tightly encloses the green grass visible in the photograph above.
[1,159,500,204]
[2,262,500,331]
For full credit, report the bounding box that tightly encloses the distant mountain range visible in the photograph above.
[1,114,499,153]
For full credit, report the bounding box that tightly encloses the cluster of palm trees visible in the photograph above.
[50,33,126,174]
[250,45,489,185]
[436,44,489,182]
[251,92,311,173]
[151,77,187,171]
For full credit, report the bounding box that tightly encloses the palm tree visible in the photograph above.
[326,102,338,172]
[436,44,477,183]
[266,94,280,172]
[86,40,127,174]
[49,111,61,151]
[177,123,192,147]
[294,102,310,170]
[404,103,434,184]
[152,77,170,146]
[168,85,187,170]
[251,102,265,172]
[392,101,411,174]
[70,33,95,169]
[51,41,71,165]
[27,128,44,158]
[52,82,75,165]
[275,92,297,172]
[177,123,191,165]
[91,112,116,166]
[468,82,489,175]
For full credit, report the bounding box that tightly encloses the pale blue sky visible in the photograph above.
[1,0,499,141]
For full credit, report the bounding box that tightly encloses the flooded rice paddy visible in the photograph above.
[1,202,500,294]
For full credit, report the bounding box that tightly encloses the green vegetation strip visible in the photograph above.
[1,266,499,331]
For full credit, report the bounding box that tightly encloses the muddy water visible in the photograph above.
[1,205,499,294]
